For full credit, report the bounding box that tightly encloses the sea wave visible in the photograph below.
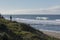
[5,17,60,25]
[5,17,60,32]
[14,18,60,25]
[39,29,60,33]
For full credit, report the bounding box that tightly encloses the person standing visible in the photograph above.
[10,15,12,21]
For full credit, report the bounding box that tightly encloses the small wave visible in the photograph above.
[5,18,60,25]
[5,17,60,32]
[36,17,48,20]
[14,18,60,25]
[39,29,60,33]
[56,19,60,21]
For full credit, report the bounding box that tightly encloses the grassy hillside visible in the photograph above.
[0,18,60,40]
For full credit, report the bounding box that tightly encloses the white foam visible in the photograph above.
[39,29,60,33]
[5,18,60,33]
[56,19,60,21]
[36,17,48,20]
[14,18,60,25]
[5,18,60,25]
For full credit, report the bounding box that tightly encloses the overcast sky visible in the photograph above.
[0,0,60,15]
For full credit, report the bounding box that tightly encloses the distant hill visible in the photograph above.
[0,18,60,40]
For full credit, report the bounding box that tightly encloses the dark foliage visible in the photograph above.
[0,18,60,40]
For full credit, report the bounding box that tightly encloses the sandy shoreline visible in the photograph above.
[41,31,60,39]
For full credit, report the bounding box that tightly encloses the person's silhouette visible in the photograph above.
[10,15,12,21]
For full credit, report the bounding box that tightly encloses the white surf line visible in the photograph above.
[13,18,60,25]
[39,29,60,33]
[5,18,60,33]
[5,18,60,25]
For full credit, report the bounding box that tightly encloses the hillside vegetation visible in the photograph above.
[0,18,60,40]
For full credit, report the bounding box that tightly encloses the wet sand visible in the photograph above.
[42,31,60,39]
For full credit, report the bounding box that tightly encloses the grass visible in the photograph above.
[0,18,60,40]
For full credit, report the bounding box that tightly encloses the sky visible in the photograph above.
[0,0,60,15]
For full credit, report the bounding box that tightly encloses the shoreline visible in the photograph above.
[39,29,60,33]
[40,30,60,39]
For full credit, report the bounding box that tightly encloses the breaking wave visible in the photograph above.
[5,17,60,32]
[12,18,60,25]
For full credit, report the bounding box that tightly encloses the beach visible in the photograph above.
[4,15,60,39]
[42,31,60,39]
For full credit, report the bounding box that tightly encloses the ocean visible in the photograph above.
[3,15,60,33]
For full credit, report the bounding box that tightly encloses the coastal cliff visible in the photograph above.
[0,18,60,40]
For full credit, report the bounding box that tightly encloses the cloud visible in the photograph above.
[0,6,60,15]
